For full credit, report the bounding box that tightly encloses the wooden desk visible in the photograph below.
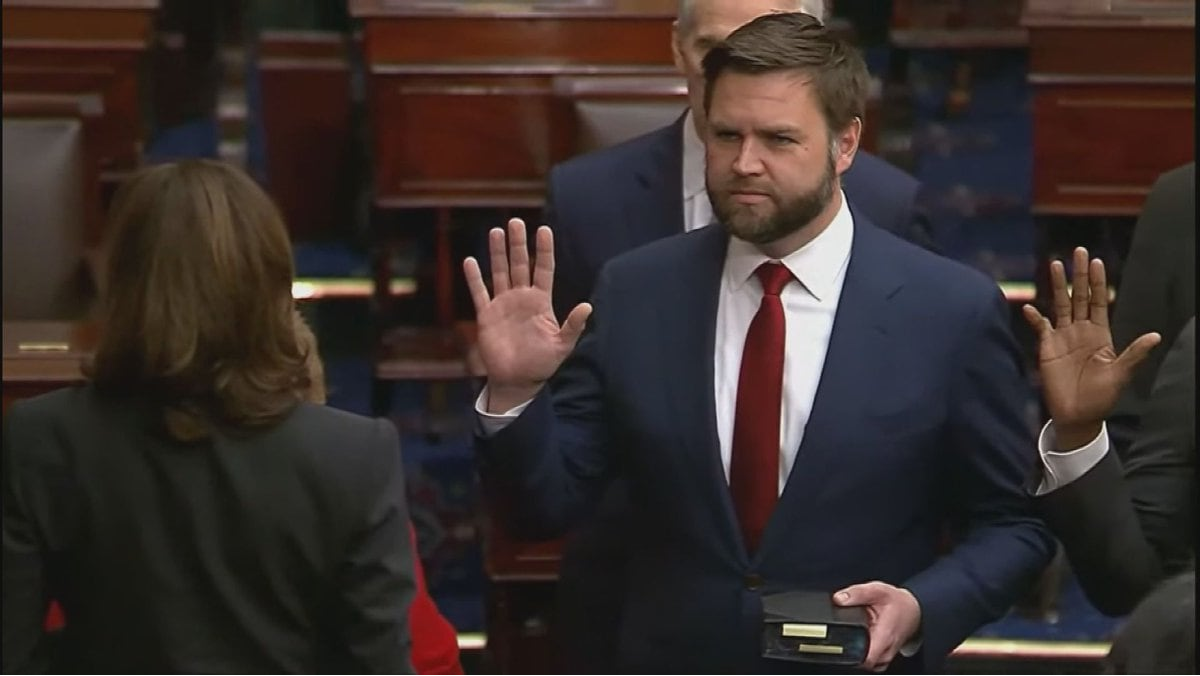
[1023,1,1195,216]
[1022,0,1194,329]
[258,30,354,241]
[2,320,95,415]
[353,1,679,398]
[2,0,159,171]
[350,1,674,208]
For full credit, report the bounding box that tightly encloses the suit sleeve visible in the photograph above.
[904,183,941,255]
[1108,169,1192,456]
[544,166,588,323]
[333,418,417,674]
[476,265,615,539]
[1040,318,1196,616]
[903,287,1056,659]
[1,405,50,674]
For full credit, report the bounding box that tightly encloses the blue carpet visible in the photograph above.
[144,118,220,163]
[292,241,372,278]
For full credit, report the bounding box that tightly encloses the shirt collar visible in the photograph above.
[681,109,708,200]
[724,191,854,302]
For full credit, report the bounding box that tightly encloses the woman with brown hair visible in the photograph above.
[2,160,416,673]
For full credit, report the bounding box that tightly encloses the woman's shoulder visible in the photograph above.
[268,402,400,460]
[5,384,96,431]
[281,402,395,439]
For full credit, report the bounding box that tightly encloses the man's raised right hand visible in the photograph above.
[463,218,592,413]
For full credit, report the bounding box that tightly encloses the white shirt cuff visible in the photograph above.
[475,386,534,437]
[1033,420,1110,496]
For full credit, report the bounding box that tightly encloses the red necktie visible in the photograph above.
[730,262,793,554]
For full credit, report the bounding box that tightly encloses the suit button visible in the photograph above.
[744,574,764,590]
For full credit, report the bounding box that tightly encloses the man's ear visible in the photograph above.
[833,117,862,175]
[670,20,687,74]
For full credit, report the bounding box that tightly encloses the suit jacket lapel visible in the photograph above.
[659,224,747,566]
[624,115,686,245]
[756,214,906,562]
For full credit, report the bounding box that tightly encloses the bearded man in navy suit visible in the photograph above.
[469,13,1051,673]
[541,1,940,670]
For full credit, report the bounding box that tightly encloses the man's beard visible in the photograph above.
[708,155,836,246]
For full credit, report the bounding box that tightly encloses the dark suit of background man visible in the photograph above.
[467,13,1053,673]
[543,1,938,669]
[1021,246,1193,616]
[1106,162,1195,457]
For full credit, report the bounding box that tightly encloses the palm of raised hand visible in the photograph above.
[475,286,572,384]
[1036,318,1123,426]
[1023,247,1160,428]
[463,218,593,392]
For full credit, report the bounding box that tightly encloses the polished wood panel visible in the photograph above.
[349,0,667,18]
[2,320,95,415]
[1027,25,1194,77]
[353,5,676,207]
[3,47,143,168]
[1023,5,1195,215]
[1,0,156,8]
[258,31,353,240]
[361,15,672,66]
[2,0,157,169]
[2,62,136,170]
[1031,82,1194,215]
[2,3,154,43]
[370,72,574,207]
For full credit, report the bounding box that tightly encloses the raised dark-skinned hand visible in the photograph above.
[1021,247,1160,450]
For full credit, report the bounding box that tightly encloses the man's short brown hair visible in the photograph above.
[701,11,869,135]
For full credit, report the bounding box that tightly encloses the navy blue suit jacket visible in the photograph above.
[542,115,940,671]
[547,115,934,321]
[480,218,1053,672]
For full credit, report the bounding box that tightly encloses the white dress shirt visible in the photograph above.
[478,194,856,501]
[680,110,715,233]
[1034,421,1110,495]
[714,197,853,494]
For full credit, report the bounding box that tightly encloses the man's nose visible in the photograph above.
[732,140,764,176]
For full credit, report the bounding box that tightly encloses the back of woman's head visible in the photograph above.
[1105,571,1196,674]
[86,159,312,441]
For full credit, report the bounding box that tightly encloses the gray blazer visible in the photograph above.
[2,385,416,673]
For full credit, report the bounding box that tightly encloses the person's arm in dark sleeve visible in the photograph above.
[334,418,417,673]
